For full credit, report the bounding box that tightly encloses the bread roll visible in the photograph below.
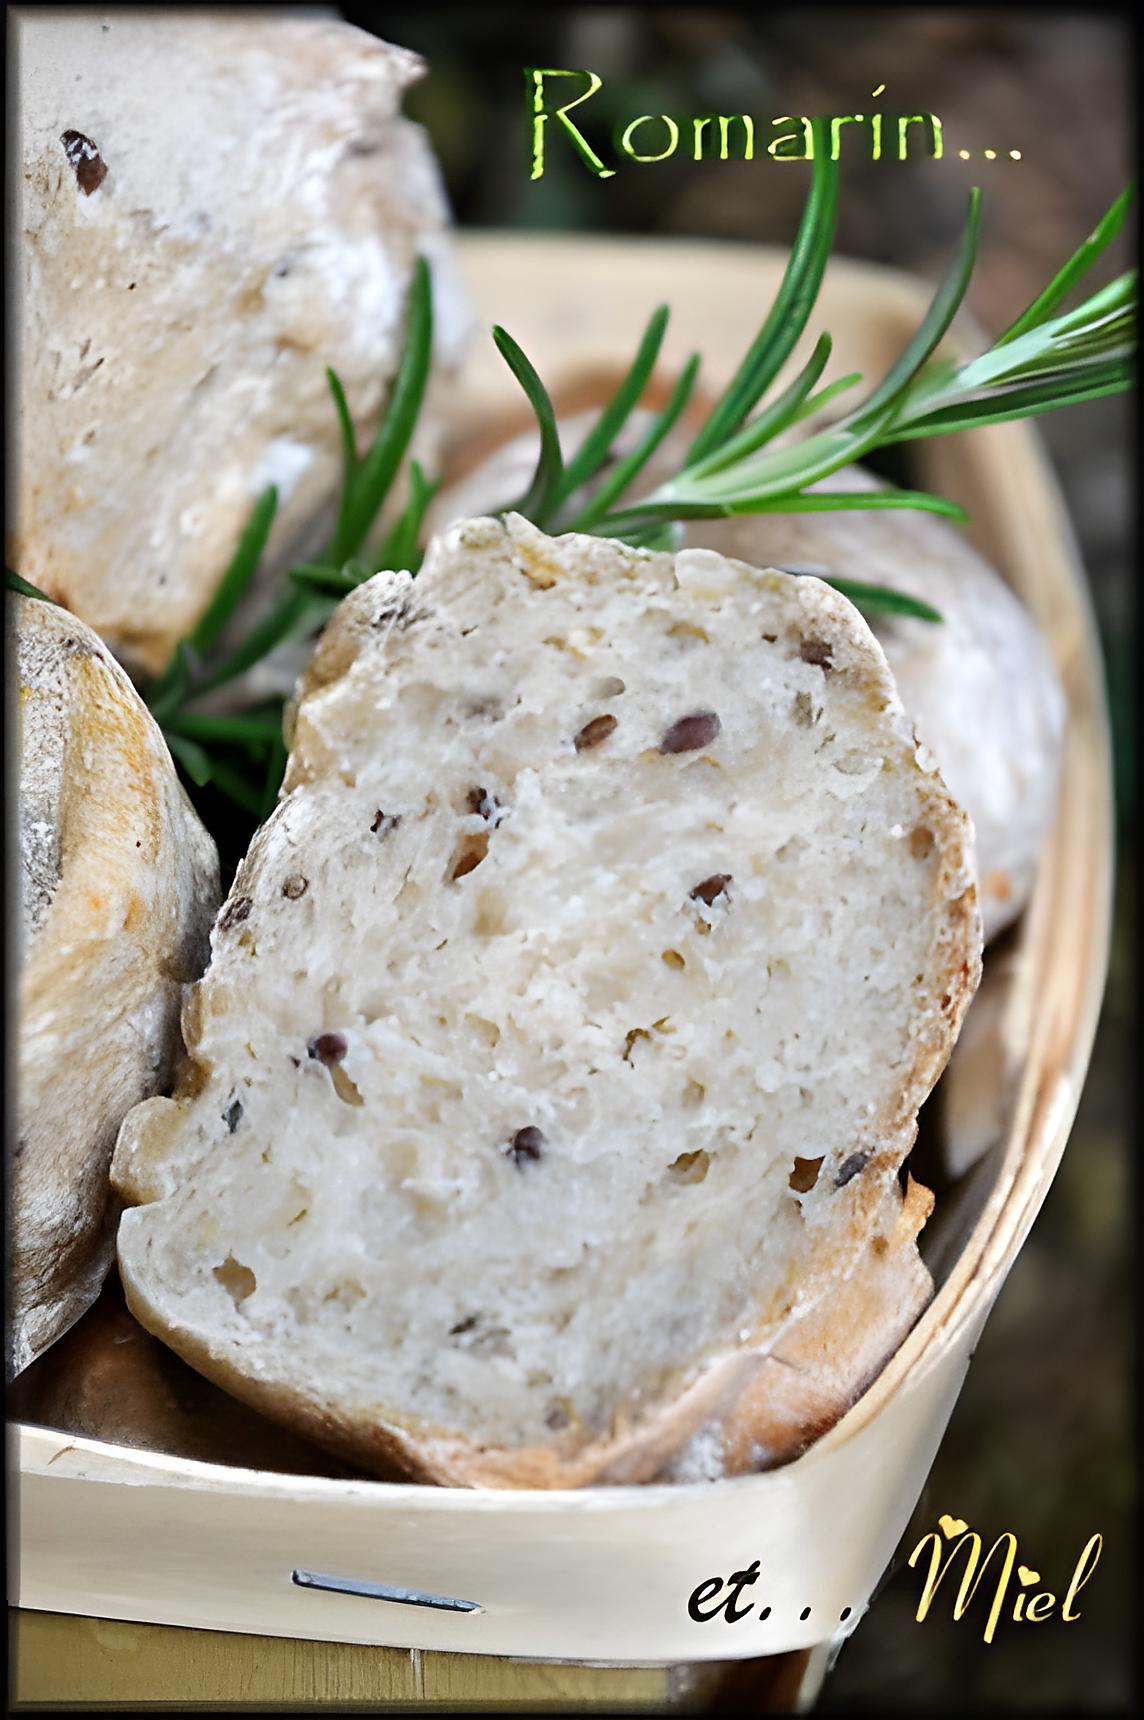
[112,516,979,1485]
[937,945,1029,1181]
[7,1278,362,1478]
[433,427,1065,939]
[11,8,469,675]
[13,596,218,1377]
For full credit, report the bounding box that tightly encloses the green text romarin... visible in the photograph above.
[526,68,943,180]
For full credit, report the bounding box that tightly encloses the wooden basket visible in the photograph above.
[12,235,1113,1690]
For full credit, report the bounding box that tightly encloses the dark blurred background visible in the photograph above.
[346,8,1135,1710]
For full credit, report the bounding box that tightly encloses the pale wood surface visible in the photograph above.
[9,1611,669,1710]
[11,232,1111,1709]
[9,1611,824,1711]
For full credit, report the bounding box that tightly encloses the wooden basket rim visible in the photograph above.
[14,233,1115,1505]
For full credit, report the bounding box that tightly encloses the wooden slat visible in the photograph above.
[9,1611,669,1711]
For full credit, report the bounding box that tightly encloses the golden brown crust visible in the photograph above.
[13,598,218,1377]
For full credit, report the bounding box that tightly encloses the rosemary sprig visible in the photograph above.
[8,163,1134,850]
[163,708,286,745]
[488,162,1134,573]
[881,272,1135,441]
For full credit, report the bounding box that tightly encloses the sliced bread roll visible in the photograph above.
[11,9,469,675]
[113,516,980,1485]
[13,597,218,1378]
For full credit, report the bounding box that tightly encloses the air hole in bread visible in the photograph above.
[909,825,936,860]
[448,1313,516,1358]
[834,748,879,776]
[213,1255,256,1307]
[789,1155,824,1194]
[668,1149,711,1185]
[689,873,732,906]
[799,637,834,670]
[465,1013,501,1047]
[472,889,507,936]
[666,621,710,645]
[662,949,686,970]
[448,831,490,881]
[465,785,505,823]
[775,837,807,863]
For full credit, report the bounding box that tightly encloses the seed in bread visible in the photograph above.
[13,597,219,1378]
[113,515,980,1486]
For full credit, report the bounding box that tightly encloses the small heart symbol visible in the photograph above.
[1019,1565,1041,1586]
[939,1514,969,1537]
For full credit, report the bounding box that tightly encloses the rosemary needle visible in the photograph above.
[6,569,58,603]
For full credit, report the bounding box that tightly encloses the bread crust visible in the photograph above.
[114,517,980,1484]
[117,1170,936,1486]
[13,597,219,1376]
